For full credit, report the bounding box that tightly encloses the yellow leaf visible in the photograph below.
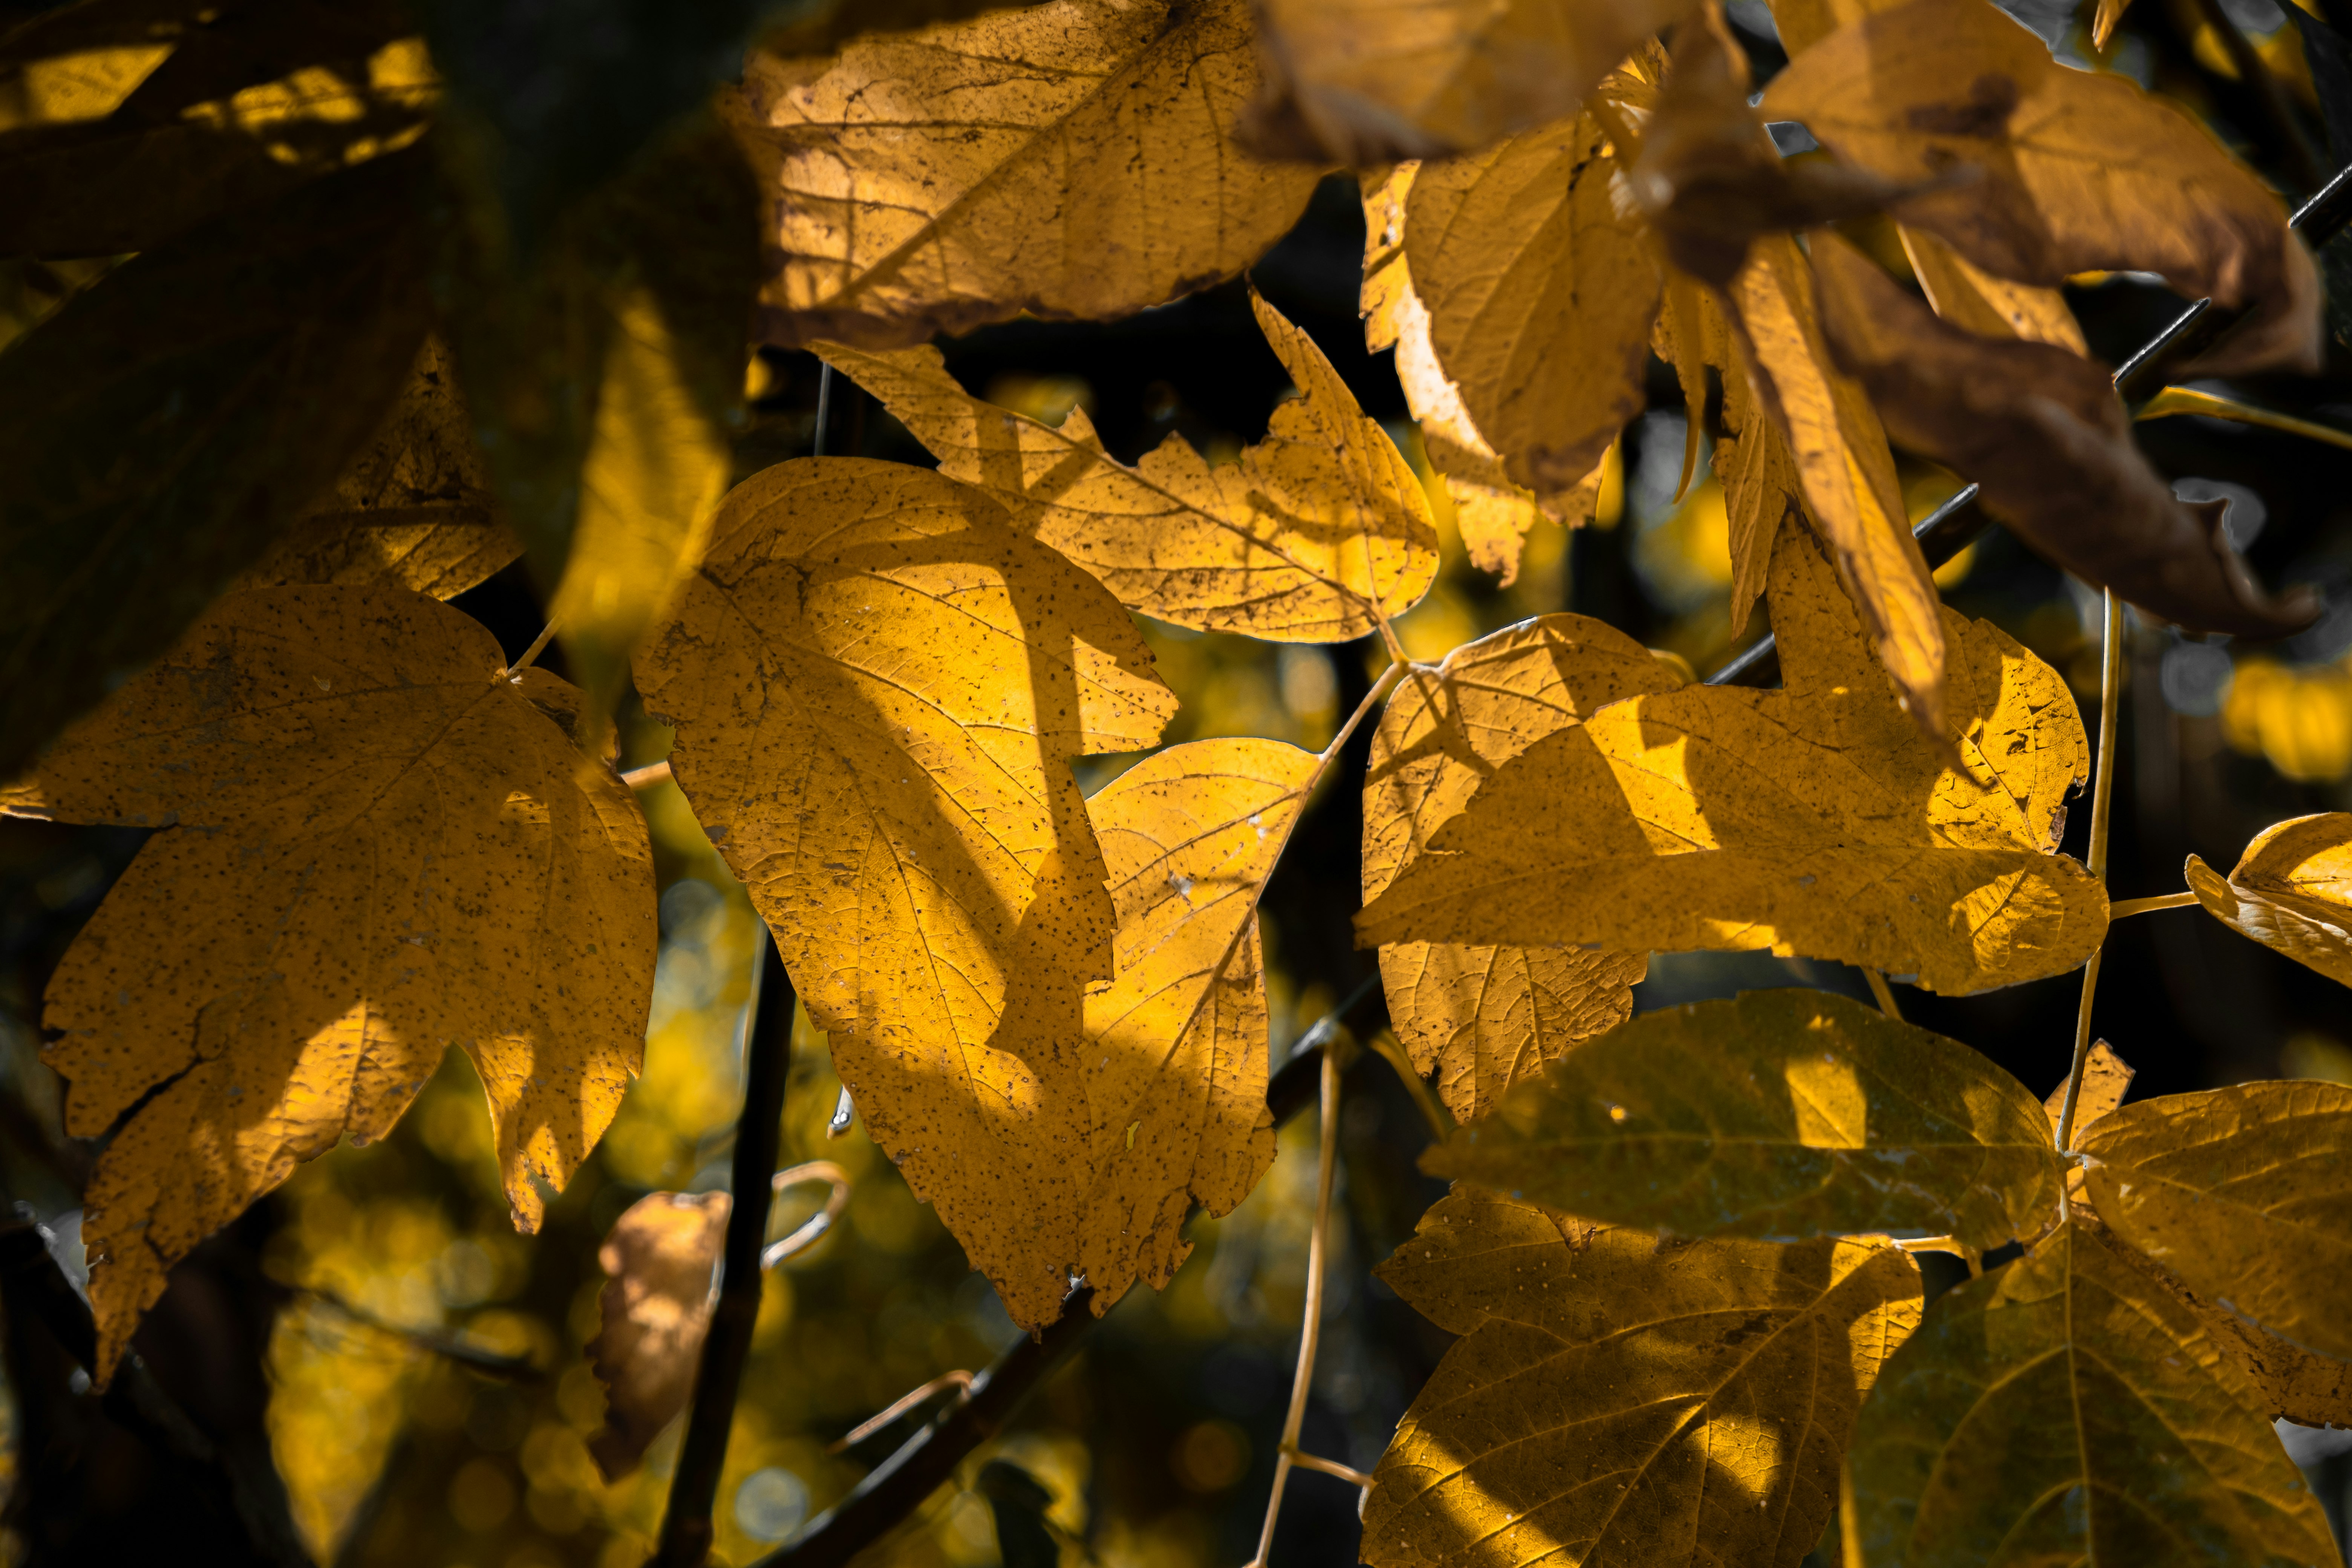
[15,586,655,1379]
[2044,1040,2135,1138]
[2095,0,2134,49]
[730,0,1318,348]
[1716,363,1802,635]
[1764,0,2322,376]
[2139,383,2352,452]
[1848,1218,2337,1568]
[635,459,1180,1325]
[1725,233,1946,733]
[1246,0,1699,161]
[1425,990,2066,1246]
[240,337,521,601]
[818,292,1436,643]
[1766,0,1897,54]
[1357,515,2108,995]
[1898,224,2086,352]
[1363,1185,1921,1568]
[2188,813,2352,986]
[586,1190,731,1481]
[1362,617,1675,1122]
[2082,1080,2352,1361]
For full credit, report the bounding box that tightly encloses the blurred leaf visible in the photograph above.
[1357,515,2108,996]
[1361,616,1672,1123]
[1363,1185,1920,1568]
[978,1459,1062,1568]
[1424,989,2065,1246]
[2082,1080,2352,1361]
[634,460,1177,1328]
[587,1190,731,1480]
[1847,1219,2336,1568]
[1810,231,2319,640]
[1764,0,2322,376]
[2188,813,2352,987]
[6,586,655,1380]
[730,0,1320,349]
[2139,383,2352,452]
[1897,225,2085,352]
[0,146,439,783]
[818,290,1438,643]
[1244,0,1697,161]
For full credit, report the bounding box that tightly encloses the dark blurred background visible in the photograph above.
[7,0,2352,1563]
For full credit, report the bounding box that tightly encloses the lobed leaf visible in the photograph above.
[1848,1219,2337,1568]
[818,290,1438,643]
[1363,1185,1921,1568]
[10,585,656,1379]
[1424,989,2065,1247]
[730,0,1320,349]
[2082,1080,2352,1362]
[1357,514,2108,995]
[1362,616,1673,1122]
[2187,813,2352,988]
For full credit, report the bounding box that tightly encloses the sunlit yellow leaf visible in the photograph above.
[2139,383,2352,452]
[2188,813,2352,987]
[9,586,655,1379]
[1848,1218,2337,1568]
[1716,361,1802,635]
[586,1190,730,1481]
[1362,617,1674,1122]
[1764,0,2321,375]
[1899,225,2086,352]
[2082,1080,2352,1361]
[1425,990,2066,1246]
[2045,1040,2135,1138]
[817,291,1437,642]
[1357,515,2107,994]
[730,0,1318,348]
[1363,1185,1920,1568]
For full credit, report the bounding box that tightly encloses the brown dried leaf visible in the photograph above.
[587,1190,731,1481]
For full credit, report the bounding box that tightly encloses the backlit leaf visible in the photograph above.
[1898,224,2086,352]
[1848,1218,2337,1568]
[1809,231,2318,639]
[1764,0,2322,375]
[1425,989,2065,1246]
[817,290,1438,642]
[730,0,1319,348]
[8,585,655,1378]
[0,147,438,782]
[1245,0,1698,161]
[1362,1185,1921,1568]
[1357,515,2107,995]
[1715,357,1802,635]
[2188,813,2352,986]
[2082,1080,2352,1361]
[1362,617,1673,1122]
[586,1190,731,1481]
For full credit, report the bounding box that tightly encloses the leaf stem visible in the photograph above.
[1315,657,1405,783]
[2054,590,2124,1172]
[823,1370,974,1455]
[1366,1027,1451,1140]
[1281,1445,1374,1488]
[1862,968,1902,1021]
[2109,890,2197,919]
[499,617,560,680]
[1245,1043,1343,1568]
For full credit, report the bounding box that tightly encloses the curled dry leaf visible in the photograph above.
[587,1190,731,1481]
[2082,1081,2352,1361]
[1848,1219,2337,1568]
[7,586,655,1379]
[1245,0,1698,162]
[1765,0,2322,375]
[635,459,1185,1327]
[1357,515,2108,995]
[730,0,1318,349]
[1426,990,2067,1247]
[1362,1186,1921,1568]
[1809,231,2319,639]
[817,290,1438,642]
[1361,617,1672,1123]
[2187,813,2352,986]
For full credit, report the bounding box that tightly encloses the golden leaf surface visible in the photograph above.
[1357,516,2107,995]
[731,0,1319,349]
[1362,617,1673,1122]
[1246,0,1698,161]
[817,291,1438,642]
[2187,813,2352,988]
[1764,0,2321,376]
[15,586,655,1378]
[1847,1218,2338,1568]
[2082,1080,2352,1362]
[1716,361,1802,636]
[1898,225,2086,353]
[1425,990,2066,1246]
[1726,234,1946,733]
[586,1190,731,1481]
[2044,1040,2135,1138]
[1362,1186,1921,1568]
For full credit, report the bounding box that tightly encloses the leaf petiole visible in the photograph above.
[2054,590,2124,1180]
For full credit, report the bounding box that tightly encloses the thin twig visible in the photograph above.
[2110,891,2198,919]
[1282,1445,1374,1488]
[1245,1042,1342,1568]
[2054,591,2125,1179]
[763,1161,852,1269]
[825,1371,975,1454]
[1862,968,1902,1021]
[1365,1027,1451,1140]
[815,362,836,458]
[652,933,798,1568]
[499,617,560,680]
